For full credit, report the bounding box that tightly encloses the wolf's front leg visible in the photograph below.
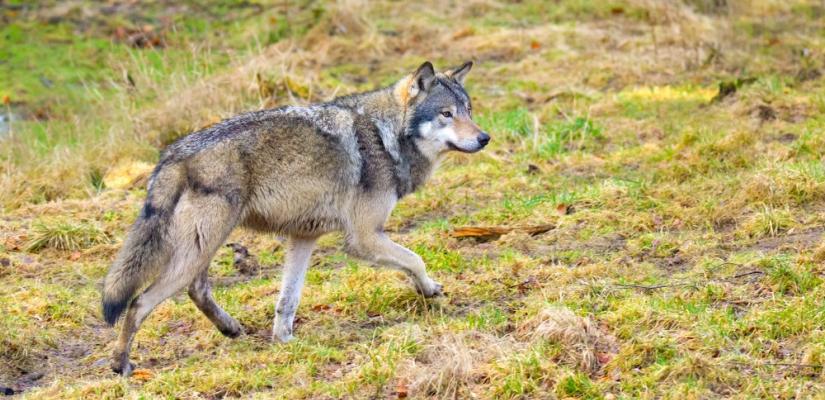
[346,232,442,297]
[273,236,317,343]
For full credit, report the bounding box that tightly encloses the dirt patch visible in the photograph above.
[650,254,690,274]
[735,228,824,253]
[0,332,108,395]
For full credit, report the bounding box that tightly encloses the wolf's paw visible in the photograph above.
[417,279,443,298]
[219,320,244,338]
[111,360,135,377]
[273,325,295,343]
[273,331,295,343]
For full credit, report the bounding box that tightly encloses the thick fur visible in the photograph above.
[102,164,183,324]
[101,61,489,375]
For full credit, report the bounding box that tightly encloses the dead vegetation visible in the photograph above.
[403,331,491,398]
[517,306,615,374]
[25,219,110,252]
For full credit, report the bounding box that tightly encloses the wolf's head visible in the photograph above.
[396,61,489,157]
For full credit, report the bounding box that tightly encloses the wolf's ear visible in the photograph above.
[409,61,436,98]
[446,61,473,85]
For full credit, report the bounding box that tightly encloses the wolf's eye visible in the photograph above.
[440,111,453,118]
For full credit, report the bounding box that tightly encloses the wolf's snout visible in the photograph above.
[477,132,491,147]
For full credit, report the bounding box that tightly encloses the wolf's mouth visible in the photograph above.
[447,141,483,153]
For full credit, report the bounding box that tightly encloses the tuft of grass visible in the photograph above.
[554,372,600,399]
[540,116,603,156]
[762,256,822,296]
[406,332,487,398]
[25,219,110,252]
[517,306,608,373]
[737,205,796,239]
[476,107,532,139]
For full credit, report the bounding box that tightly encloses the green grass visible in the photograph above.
[25,219,110,252]
[1,0,825,398]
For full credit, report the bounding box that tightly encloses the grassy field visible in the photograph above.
[1,0,824,398]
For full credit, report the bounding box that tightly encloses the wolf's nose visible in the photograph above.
[477,132,490,146]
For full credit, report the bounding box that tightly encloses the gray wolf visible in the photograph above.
[101,61,489,376]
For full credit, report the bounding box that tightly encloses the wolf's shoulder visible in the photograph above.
[270,104,360,138]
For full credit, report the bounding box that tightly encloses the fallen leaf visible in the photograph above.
[530,40,541,50]
[451,224,554,241]
[131,369,154,381]
[597,352,613,365]
[396,378,409,398]
[451,226,511,239]
[312,304,332,312]
[452,27,475,40]
[4,235,24,251]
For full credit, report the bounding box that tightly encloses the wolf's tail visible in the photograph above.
[102,163,183,325]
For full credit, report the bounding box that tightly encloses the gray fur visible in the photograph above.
[101,61,489,376]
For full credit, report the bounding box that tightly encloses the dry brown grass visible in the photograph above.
[401,331,512,398]
[0,0,809,210]
[517,306,614,373]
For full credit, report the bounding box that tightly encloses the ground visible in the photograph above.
[1,0,824,399]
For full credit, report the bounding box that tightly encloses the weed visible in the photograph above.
[25,220,109,252]
[737,205,795,239]
[540,116,603,156]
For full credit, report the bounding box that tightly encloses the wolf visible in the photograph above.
[101,61,489,376]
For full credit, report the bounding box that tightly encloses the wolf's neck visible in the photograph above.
[331,87,404,132]
[395,133,435,197]
[331,85,436,197]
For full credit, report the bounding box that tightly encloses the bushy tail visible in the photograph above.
[102,164,182,325]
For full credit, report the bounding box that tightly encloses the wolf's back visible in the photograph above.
[102,163,184,325]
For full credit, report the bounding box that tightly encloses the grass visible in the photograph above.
[25,219,110,252]
[1,0,824,398]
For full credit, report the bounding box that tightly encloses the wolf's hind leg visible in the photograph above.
[346,232,442,297]
[273,236,317,343]
[189,270,243,337]
[111,193,239,376]
[112,266,201,376]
